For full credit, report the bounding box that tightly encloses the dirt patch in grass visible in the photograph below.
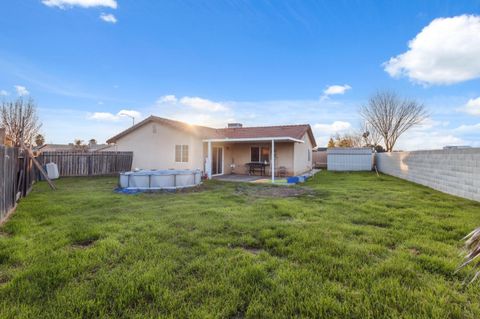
[0,231,11,238]
[0,274,10,285]
[409,248,421,256]
[243,247,264,255]
[71,238,97,249]
[230,244,265,255]
[139,182,225,195]
[234,185,315,198]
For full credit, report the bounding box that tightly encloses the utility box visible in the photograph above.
[327,148,373,171]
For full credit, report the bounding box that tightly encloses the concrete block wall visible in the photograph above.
[376,149,480,202]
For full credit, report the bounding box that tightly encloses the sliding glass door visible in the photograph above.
[212,146,223,175]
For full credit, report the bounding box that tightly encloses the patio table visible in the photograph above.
[246,162,270,176]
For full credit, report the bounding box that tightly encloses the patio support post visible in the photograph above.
[207,140,212,179]
[271,139,275,183]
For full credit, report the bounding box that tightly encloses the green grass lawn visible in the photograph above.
[1,172,480,318]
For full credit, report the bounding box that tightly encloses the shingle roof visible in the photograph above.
[212,125,315,145]
[37,144,75,151]
[106,116,216,143]
[106,115,316,147]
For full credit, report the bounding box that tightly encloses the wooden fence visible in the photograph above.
[312,150,327,168]
[0,146,35,221]
[36,151,133,177]
[0,149,133,221]
[0,146,18,221]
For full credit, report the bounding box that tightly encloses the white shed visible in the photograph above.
[327,148,373,171]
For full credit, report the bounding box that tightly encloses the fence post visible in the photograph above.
[0,146,5,219]
[88,154,92,176]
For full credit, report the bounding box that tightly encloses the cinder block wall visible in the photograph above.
[376,149,480,202]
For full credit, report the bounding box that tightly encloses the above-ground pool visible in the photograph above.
[119,169,202,190]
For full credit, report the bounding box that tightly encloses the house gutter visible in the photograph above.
[202,137,305,143]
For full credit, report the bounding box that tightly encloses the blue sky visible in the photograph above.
[1,0,479,149]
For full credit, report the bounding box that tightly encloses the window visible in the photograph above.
[251,146,270,163]
[175,145,189,162]
[182,145,188,162]
[307,149,311,161]
[261,147,270,162]
[250,147,259,162]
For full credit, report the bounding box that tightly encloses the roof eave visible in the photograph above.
[202,137,305,143]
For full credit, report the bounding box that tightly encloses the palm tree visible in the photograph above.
[35,134,45,146]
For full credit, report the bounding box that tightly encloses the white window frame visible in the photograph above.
[250,146,270,163]
[175,144,189,163]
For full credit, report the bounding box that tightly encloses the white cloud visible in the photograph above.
[14,85,29,96]
[384,15,480,85]
[395,119,470,150]
[118,110,141,119]
[179,96,228,112]
[156,94,228,112]
[88,112,118,121]
[323,85,351,96]
[88,109,141,121]
[42,0,117,9]
[313,121,352,133]
[397,131,465,150]
[100,13,117,23]
[463,97,480,116]
[313,121,352,146]
[153,95,232,126]
[453,123,480,133]
[0,90,8,96]
[165,113,232,128]
[157,95,178,104]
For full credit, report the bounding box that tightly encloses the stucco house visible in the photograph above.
[106,116,317,179]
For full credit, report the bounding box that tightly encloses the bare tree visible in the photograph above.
[360,91,428,152]
[344,132,363,147]
[1,97,42,147]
